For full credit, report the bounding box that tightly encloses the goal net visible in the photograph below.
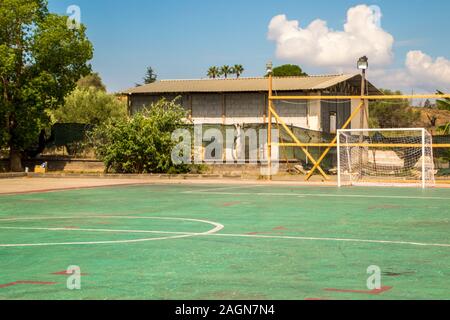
[337,128,435,188]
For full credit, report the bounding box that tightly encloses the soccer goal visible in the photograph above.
[337,128,435,188]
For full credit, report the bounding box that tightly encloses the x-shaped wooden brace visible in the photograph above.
[269,105,329,180]
[305,101,365,181]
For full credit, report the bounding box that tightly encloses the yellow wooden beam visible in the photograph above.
[269,106,329,179]
[339,143,450,148]
[432,144,450,148]
[267,73,273,179]
[276,143,336,147]
[269,94,450,101]
[276,143,450,148]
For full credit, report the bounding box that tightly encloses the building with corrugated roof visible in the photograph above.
[122,74,380,133]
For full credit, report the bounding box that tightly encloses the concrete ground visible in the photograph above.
[0,175,343,195]
[1,174,449,195]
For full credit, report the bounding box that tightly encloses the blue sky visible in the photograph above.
[48,0,450,93]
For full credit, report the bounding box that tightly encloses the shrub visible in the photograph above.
[91,98,191,173]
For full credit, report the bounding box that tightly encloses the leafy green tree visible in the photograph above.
[77,72,106,91]
[369,89,420,128]
[91,98,190,173]
[436,90,450,111]
[232,64,244,78]
[143,66,157,84]
[0,0,93,171]
[272,64,308,77]
[53,88,127,126]
[207,66,220,79]
[220,65,232,78]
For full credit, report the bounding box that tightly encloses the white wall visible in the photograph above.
[307,98,321,131]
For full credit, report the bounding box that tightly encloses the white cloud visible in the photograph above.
[369,68,414,91]
[268,5,395,69]
[405,50,450,91]
[370,52,450,92]
[268,5,450,93]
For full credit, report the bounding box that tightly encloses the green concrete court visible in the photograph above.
[0,182,448,300]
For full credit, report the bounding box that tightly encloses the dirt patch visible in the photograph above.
[368,204,405,210]
[413,107,450,129]
[382,271,416,277]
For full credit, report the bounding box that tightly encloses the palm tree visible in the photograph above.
[220,65,231,79]
[207,66,220,79]
[232,64,244,78]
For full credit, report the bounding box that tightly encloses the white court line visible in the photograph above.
[0,226,194,235]
[0,216,224,247]
[209,233,450,248]
[184,191,450,200]
[0,215,216,222]
[0,225,448,248]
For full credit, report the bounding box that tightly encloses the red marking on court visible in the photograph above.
[245,231,286,235]
[221,201,241,207]
[63,226,79,229]
[51,270,88,276]
[305,298,329,300]
[324,286,392,295]
[273,226,287,231]
[0,280,56,289]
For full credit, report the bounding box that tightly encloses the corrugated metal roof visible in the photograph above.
[122,74,380,94]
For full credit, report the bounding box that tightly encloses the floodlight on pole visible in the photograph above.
[266,61,273,75]
[266,60,274,180]
[357,56,369,70]
[357,56,368,172]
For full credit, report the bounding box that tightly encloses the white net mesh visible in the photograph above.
[338,128,435,188]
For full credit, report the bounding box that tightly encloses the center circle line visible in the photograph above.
[0,216,224,247]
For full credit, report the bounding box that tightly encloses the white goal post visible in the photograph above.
[337,128,435,188]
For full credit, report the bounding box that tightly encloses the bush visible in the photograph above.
[91,98,192,174]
